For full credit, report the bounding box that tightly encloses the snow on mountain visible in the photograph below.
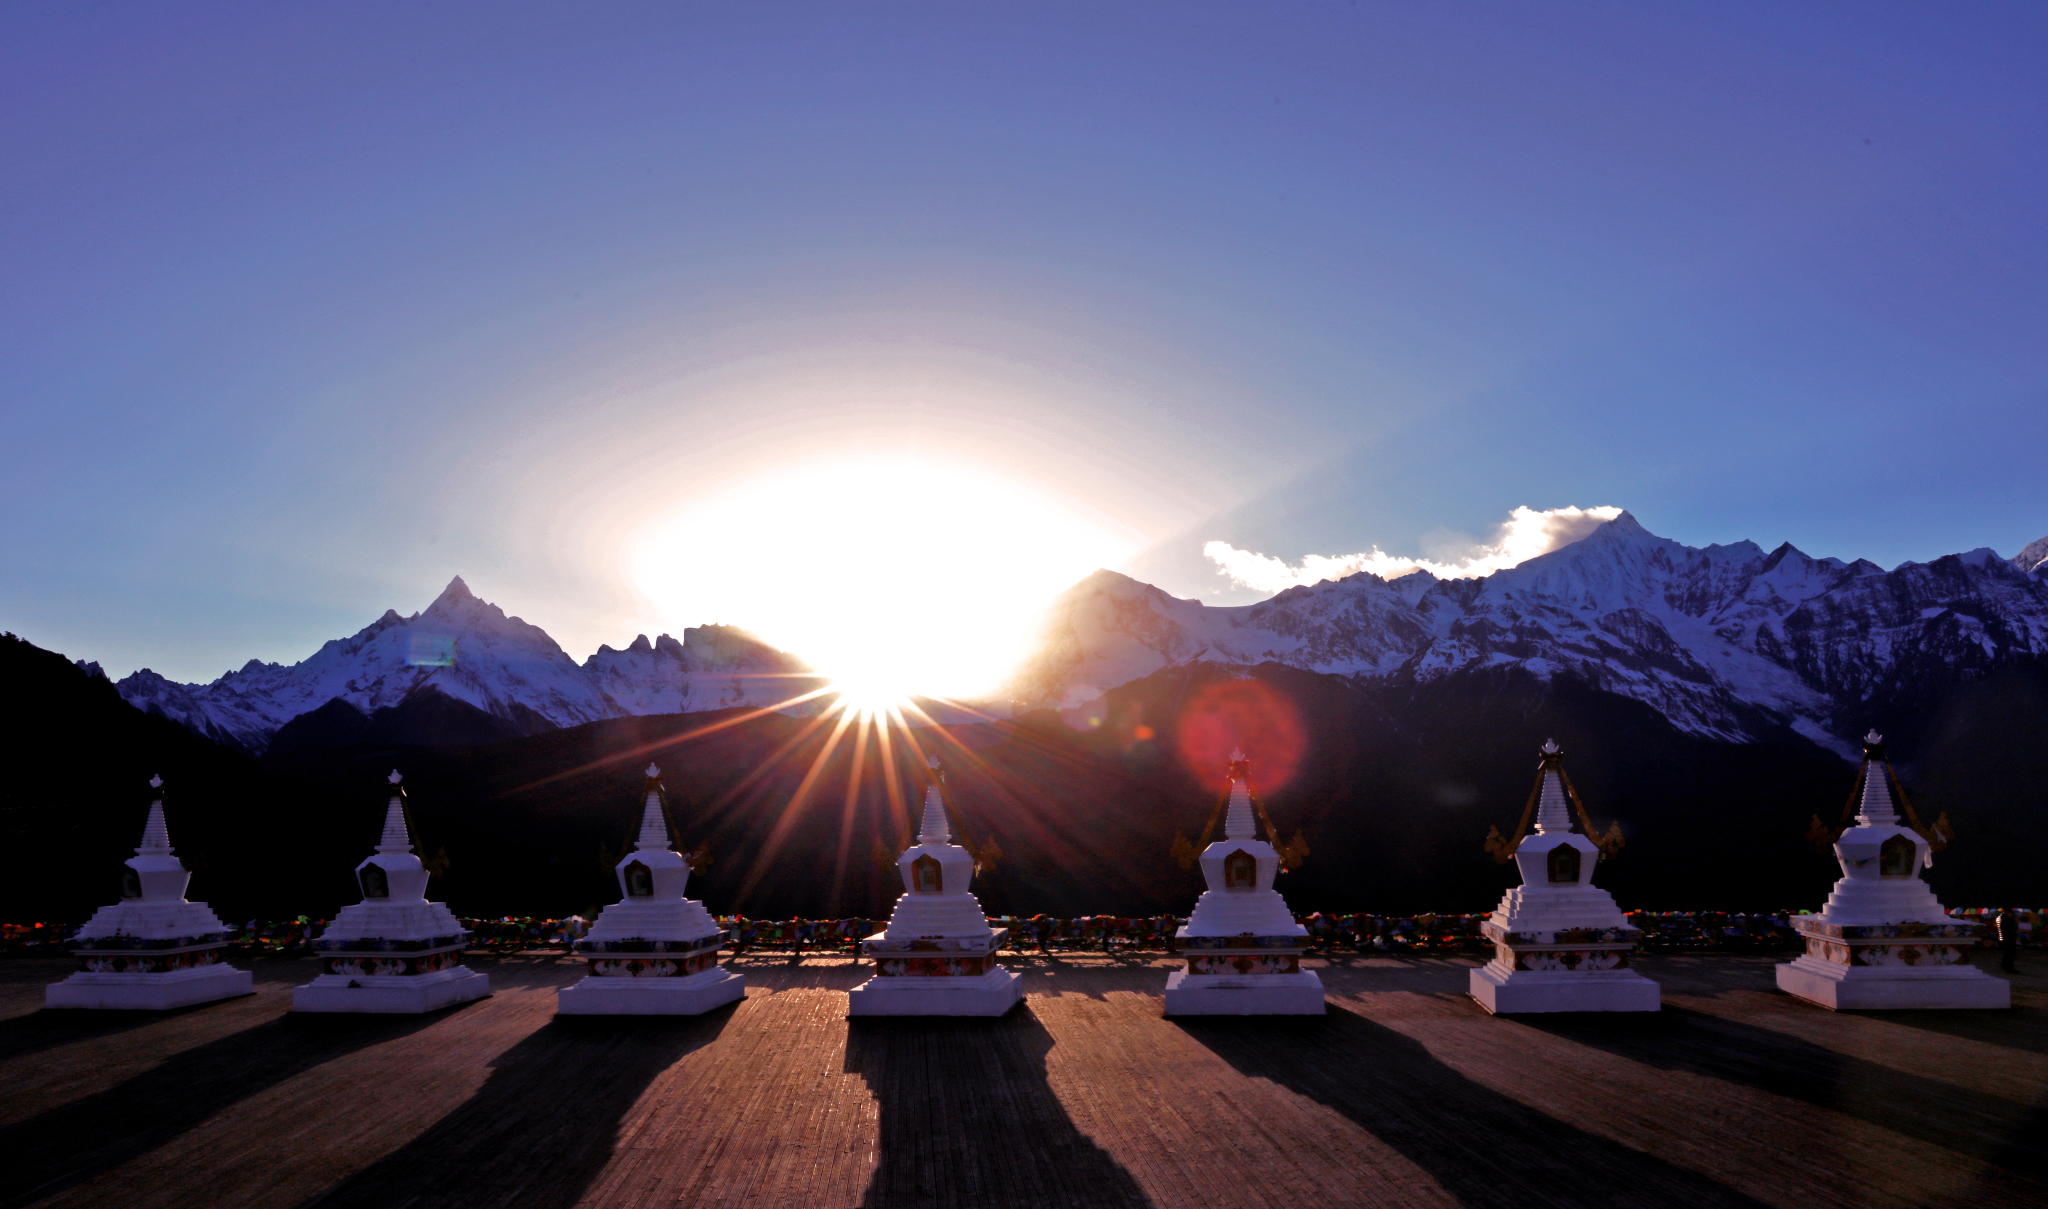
[116,522,2048,759]
[2015,533,2048,576]
[999,570,1304,712]
[118,577,814,753]
[1005,512,2048,751]
[584,626,814,715]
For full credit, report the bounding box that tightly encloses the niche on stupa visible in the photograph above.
[912,854,943,893]
[623,860,654,897]
[119,867,141,899]
[359,863,390,899]
[1548,845,1582,884]
[1224,849,1256,889]
[1879,834,1916,878]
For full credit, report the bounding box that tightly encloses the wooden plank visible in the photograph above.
[0,951,2040,1209]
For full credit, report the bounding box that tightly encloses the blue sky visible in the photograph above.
[4,3,2044,682]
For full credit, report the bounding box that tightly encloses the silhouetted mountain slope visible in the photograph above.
[11,626,2042,924]
[0,633,358,923]
[1871,662,2048,908]
[267,688,532,754]
[260,660,2048,921]
[261,704,1193,922]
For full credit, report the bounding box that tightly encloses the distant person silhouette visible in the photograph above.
[1994,907,2021,974]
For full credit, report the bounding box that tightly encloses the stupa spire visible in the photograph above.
[47,771,253,1010]
[376,769,414,854]
[918,754,951,844]
[136,774,174,855]
[558,760,743,1015]
[1166,746,1323,1014]
[291,769,489,1013]
[1469,737,1659,1014]
[851,751,1020,1015]
[635,764,669,850]
[1533,740,1574,834]
[1854,731,1898,825]
[1224,749,1255,839]
[1774,729,2005,1009]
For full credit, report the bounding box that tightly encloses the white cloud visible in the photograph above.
[1205,505,1625,594]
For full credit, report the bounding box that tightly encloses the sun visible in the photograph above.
[827,674,913,719]
[630,455,1131,702]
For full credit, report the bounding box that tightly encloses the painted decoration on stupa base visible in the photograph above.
[587,950,723,979]
[1775,734,2009,1011]
[556,765,745,1015]
[848,756,1022,1017]
[1468,740,1659,1015]
[321,949,465,977]
[292,771,491,1015]
[46,776,254,1011]
[864,930,1011,978]
[78,947,230,975]
[1164,751,1324,1017]
[575,931,726,977]
[1184,952,1302,977]
[1493,946,1632,973]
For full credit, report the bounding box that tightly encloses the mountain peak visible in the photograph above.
[1595,510,1651,540]
[437,575,474,604]
[2014,534,2048,575]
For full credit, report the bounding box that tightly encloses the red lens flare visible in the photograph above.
[1173,678,1306,793]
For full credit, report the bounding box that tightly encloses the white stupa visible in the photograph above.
[292,771,490,1014]
[1776,732,2007,1010]
[47,776,253,1010]
[1164,750,1324,1015]
[848,755,1021,1016]
[558,764,744,1015]
[1469,740,1659,1014]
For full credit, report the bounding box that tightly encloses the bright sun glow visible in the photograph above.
[631,456,1131,705]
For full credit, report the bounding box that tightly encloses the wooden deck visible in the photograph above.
[1,951,2043,1209]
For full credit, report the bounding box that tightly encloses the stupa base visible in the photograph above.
[556,966,745,1015]
[1469,964,1660,1014]
[1775,956,2009,1011]
[291,966,491,1014]
[847,968,1022,1016]
[44,963,253,1011]
[1163,969,1325,1016]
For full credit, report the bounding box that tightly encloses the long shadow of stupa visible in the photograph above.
[1522,1005,2048,1185]
[299,1006,735,1209]
[0,1009,451,1209]
[844,1008,1152,1209]
[1175,1005,1766,1209]
[0,996,229,1065]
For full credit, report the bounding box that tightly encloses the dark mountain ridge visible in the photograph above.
[9,606,2044,924]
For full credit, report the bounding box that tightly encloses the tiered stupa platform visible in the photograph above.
[848,757,1021,1017]
[1165,751,1324,1016]
[46,777,253,1010]
[559,765,744,1015]
[1469,741,1658,1014]
[292,772,490,1014]
[1776,733,2008,1011]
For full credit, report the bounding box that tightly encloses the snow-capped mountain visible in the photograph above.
[117,577,814,753]
[117,517,2048,759]
[1005,512,2048,753]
